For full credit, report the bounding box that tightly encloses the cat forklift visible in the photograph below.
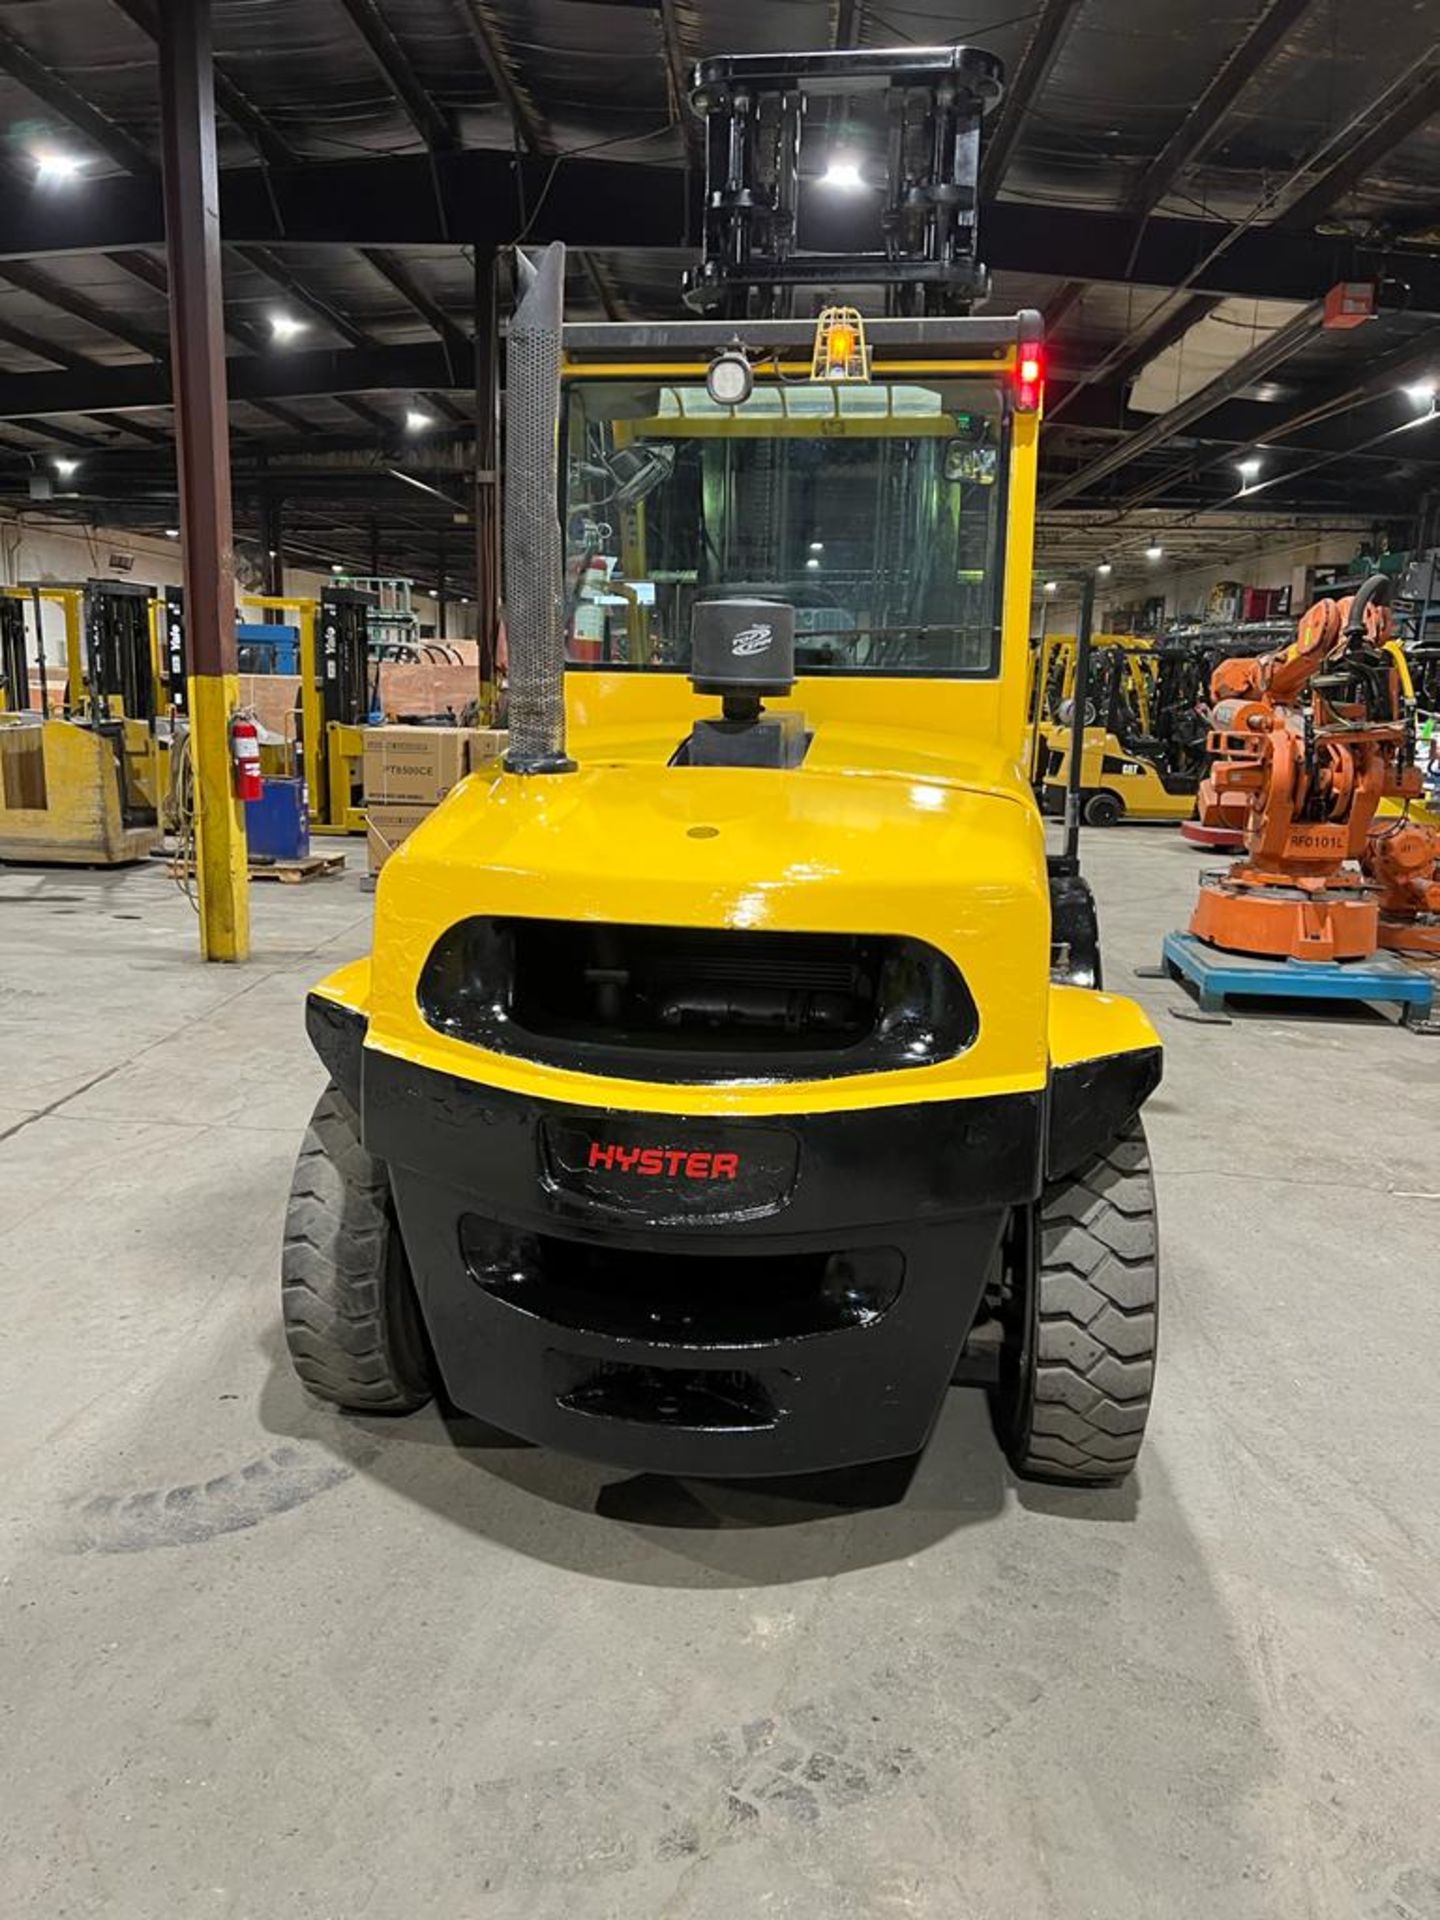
[0,579,174,864]
[1037,640,1212,826]
[1030,632,1156,801]
[281,44,1163,1488]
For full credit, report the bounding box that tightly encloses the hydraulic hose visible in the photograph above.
[1344,572,1391,642]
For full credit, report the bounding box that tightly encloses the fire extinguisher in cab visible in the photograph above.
[230,715,263,803]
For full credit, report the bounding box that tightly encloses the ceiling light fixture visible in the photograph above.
[53,457,79,479]
[269,312,306,343]
[805,556,821,570]
[34,150,85,185]
[404,408,434,433]
[1097,561,1113,577]
[164,527,180,539]
[331,563,345,574]
[1043,580,1058,594]
[820,156,865,190]
[1236,456,1262,480]
[1403,381,1437,409]
[1146,544,1164,561]
[809,540,824,552]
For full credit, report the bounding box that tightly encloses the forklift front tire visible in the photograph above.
[993,1118,1158,1485]
[281,1084,434,1414]
[1083,790,1124,828]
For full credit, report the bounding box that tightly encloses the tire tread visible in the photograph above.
[280,1084,432,1413]
[1007,1117,1159,1485]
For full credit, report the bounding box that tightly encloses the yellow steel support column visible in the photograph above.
[189,673,250,959]
[158,0,248,960]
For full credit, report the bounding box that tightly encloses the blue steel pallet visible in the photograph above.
[1161,930,1436,1027]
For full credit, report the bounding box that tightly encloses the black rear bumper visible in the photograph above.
[305,996,1159,1477]
[362,1043,1040,1476]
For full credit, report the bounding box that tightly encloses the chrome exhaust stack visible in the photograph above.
[502,243,575,774]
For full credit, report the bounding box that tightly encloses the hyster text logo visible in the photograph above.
[730,624,772,657]
[588,1142,740,1180]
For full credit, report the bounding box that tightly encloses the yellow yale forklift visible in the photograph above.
[0,579,174,864]
[281,45,1164,1486]
[239,588,375,834]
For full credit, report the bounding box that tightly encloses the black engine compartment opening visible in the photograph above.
[419,917,978,1083]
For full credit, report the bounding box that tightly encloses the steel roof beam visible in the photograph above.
[2,153,1433,308]
[335,0,456,153]
[0,22,155,175]
[1130,0,1321,216]
[16,416,107,449]
[979,0,1087,200]
[1043,0,1322,334]
[1108,321,1440,510]
[0,174,1436,323]
[229,244,373,350]
[1049,56,1440,422]
[108,0,299,169]
[359,248,470,372]
[0,343,456,420]
[0,258,168,360]
[1277,62,1440,233]
[454,0,546,153]
[1043,302,1323,505]
[0,315,90,372]
[658,0,701,163]
[338,395,395,432]
[1049,291,1217,423]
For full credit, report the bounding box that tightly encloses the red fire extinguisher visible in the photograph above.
[230,715,263,803]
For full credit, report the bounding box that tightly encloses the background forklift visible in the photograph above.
[281,44,1163,1488]
[238,587,376,834]
[1039,640,1211,826]
[0,579,174,864]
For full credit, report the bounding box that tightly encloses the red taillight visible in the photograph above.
[1016,347,1044,412]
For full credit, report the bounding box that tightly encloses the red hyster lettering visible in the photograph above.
[587,1141,739,1180]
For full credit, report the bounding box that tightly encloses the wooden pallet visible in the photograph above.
[247,852,348,885]
[157,847,348,886]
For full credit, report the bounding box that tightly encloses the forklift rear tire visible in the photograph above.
[1083,790,1124,828]
[992,1118,1158,1485]
[281,1084,434,1414]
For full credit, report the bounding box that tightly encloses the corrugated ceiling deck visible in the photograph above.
[0,0,1432,586]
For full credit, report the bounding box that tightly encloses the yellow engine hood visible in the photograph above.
[366,750,1053,1110]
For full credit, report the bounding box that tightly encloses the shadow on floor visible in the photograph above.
[256,1330,1139,1589]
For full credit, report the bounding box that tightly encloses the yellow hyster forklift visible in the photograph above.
[0,579,174,864]
[282,46,1163,1486]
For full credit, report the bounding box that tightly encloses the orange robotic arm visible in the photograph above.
[1209,598,1344,706]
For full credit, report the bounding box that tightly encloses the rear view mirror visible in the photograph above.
[944,439,998,485]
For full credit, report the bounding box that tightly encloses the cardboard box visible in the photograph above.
[365,800,435,875]
[466,728,508,772]
[363,726,470,805]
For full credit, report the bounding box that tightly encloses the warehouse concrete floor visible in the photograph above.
[2,832,1439,1920]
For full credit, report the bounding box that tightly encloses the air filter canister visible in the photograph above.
[690,599,796,699]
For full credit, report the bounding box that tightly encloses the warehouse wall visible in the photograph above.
[1038,529,1371,632]
[0,512,474,652]
[1132,530,1367,624]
